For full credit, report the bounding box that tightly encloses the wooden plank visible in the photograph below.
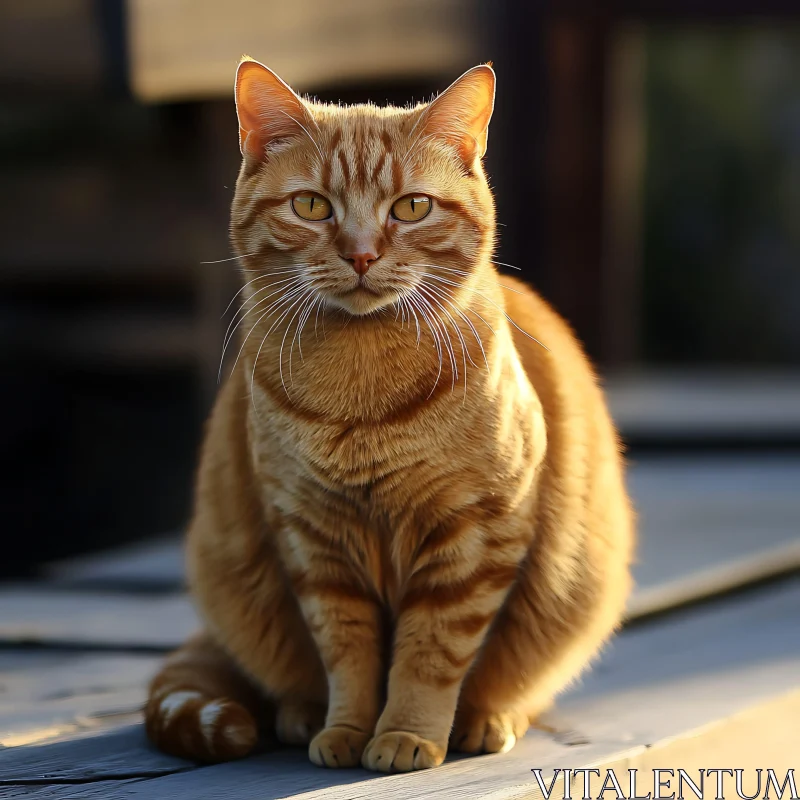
[0,652,162,748]
[0,780,145,799]
[0,590,197,651]
[2,578,793,799]
[627,455,800,598]
[0,726,193,784]
[603,688,800,781]
[628,538,800,618]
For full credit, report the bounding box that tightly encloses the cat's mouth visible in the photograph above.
[339,284,383,298]
[324,278,397,315]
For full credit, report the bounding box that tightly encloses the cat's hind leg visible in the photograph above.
[145,632,269,763]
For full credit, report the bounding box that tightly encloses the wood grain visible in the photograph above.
[0,590,197,650]
[0,578,794,799]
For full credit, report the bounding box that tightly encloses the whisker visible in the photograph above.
[314,298,327,340]
[278,110,325,162]
[491,260,522,271]
[409,290,443,398]
[219,275,304,378]
[415,290,458,389]
[276,290,314,399]
[230,280,308,380]
[400,132,435,169]
[291,294,318,378]
[398,295,421,345]
[221,265,328,353]
[221,274,270,319]
[405,263,524,294]
[220,278,300,381]
[420,283,480,371]
[247,284,313,408]
[200,251,259,265]
[416,272,548,351]
[417,284,470,401]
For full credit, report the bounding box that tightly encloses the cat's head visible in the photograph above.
[230,58,496,317]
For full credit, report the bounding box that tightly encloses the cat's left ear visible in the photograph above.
[417,64,496,165]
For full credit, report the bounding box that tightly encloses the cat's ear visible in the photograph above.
[418,64,496,165]
[234,57,312,160]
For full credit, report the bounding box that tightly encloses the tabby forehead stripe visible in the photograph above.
[337,149,351,185]
[372,150,387,183]
[392,157,403,195]
[320,156,332,192]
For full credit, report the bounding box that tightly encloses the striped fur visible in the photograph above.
[145,61,634,772]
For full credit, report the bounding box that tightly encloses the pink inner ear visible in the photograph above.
[421,66,496,163]
[235,60,308,159]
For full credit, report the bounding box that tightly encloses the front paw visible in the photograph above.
[362,731,445,772]
[309,725,370,768]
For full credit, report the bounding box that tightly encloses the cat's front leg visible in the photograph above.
[362,518,526,773]
[283,519,384,768]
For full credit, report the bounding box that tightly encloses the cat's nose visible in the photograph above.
[342,251,379,276]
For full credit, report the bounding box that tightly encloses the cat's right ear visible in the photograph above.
[234,57,311,161]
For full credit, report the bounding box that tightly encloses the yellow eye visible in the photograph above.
[391,194,432,222]
[292,193,332,221]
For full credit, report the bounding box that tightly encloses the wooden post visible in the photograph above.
[543,13,609,362]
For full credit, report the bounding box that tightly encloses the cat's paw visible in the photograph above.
[450,708,528,754]
[309,725,370,768]
[275,698,326,745]
[362,731,445,772]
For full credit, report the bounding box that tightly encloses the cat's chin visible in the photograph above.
[324,287,397,317]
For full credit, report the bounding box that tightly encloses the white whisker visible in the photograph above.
[290,294,318,379]
[278,110,324,162]
[200,251,259,265]
[409,291,443,398]
[405,263,524,294]
[221,274,269,319]
[416,271,548,351]
[417,284,469,402]
[420,283,480,371]
[276,290,314,399]
[230,280,308,380]
[415,290,458,389]
[219,275,304,380]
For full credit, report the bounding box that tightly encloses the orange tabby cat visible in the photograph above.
[145,58,634,773]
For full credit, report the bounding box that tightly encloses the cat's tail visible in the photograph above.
[145,632,267,763]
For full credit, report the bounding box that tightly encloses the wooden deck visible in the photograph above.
[1,456,798,798]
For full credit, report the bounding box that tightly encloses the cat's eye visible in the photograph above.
[292,193,333,221]
[391,194,432,222]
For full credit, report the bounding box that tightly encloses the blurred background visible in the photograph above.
[1,0,799,575]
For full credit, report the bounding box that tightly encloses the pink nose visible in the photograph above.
[342,251,378,276]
